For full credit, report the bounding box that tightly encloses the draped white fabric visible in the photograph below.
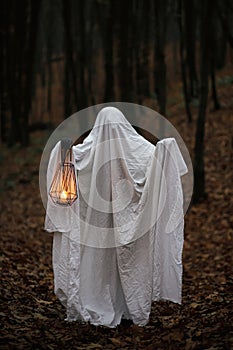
[45,107,188,327]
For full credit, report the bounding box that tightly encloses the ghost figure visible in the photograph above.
[45,106,188,327]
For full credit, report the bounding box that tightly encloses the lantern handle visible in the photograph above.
[60,138,73,166]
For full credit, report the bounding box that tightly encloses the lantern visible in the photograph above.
[49,140,78,206]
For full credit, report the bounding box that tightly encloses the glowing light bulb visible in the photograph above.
[60,190,67,200]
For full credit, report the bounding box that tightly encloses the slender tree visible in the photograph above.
[177,0,192,123]
[96,0,115,102]
[85,0,96,105]
[153,0,167,115]
[135,1,151,100]
[193,0,214,202]
[76,0,88,110]
[2,0,41,146]
[62,0,79,116]
[210,2,221,110]
[184,0,198,98]
[117,0,133,101]
[0,0,8,143]
[217,0,233,49]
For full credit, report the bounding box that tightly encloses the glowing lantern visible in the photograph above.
[49,141,78,206]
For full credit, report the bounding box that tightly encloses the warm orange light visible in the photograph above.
[60,190,68,200]
[49,161,78,206]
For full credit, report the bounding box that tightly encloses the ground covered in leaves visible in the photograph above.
[0,74,233,349]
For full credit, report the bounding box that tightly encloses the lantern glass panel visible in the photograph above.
[49,162,78,206]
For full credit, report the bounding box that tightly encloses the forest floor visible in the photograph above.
[0,69,233,349]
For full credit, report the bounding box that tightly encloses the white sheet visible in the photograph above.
[45,106,188,327]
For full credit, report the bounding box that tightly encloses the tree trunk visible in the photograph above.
[193,0,213,203]
[64,57,71,117]
[141,1,150,97]
[20,0,41,146]
[210,3,221,110]
[85,0,96,105]
[0,0,8,143]
[62,0,79,116]
[184,0,198,98]
[135,1,150,99]
[217,0,233,49]
[117,0,132,101]
[178,0,192,123]
[211,67,221,110]
[76,0,87,110]
[2,0,41,146]
[135,0,143,102]
[96,0,115,102]
[153,0,167,116]
[7,0,24,145]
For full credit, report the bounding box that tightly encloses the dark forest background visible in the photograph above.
[0,0,233,202]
